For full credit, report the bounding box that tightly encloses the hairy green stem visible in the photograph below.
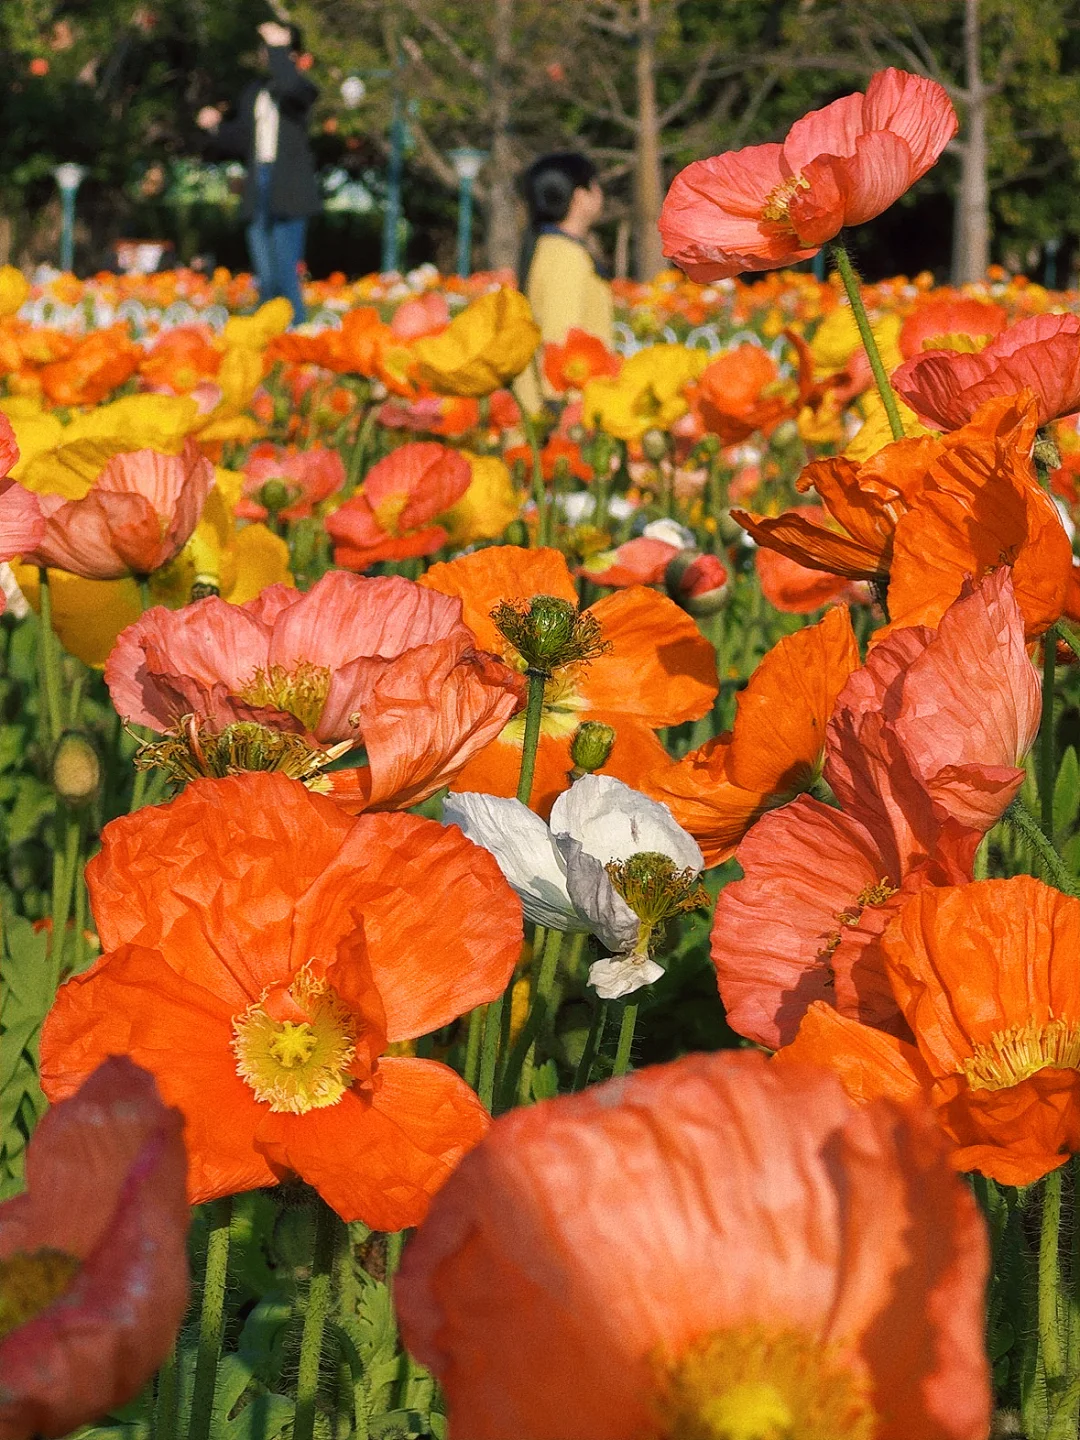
[1003,799,1079,898]
[572,999,607,1092]
[1041,632,1057,840]
[151,1346,178,1440]
[464,1004,484,1090]
[346,407,377,495]
[187,1197,233,1440]
[37,568,63,744]
[612,1002,639,1077]
[520,409,550,546]
[48,810,82,989]
[293,1201,339,1440]
[499,926,566,1110]
[830,242,904,441]
[516,669,548,807]
[477,992,504,1112]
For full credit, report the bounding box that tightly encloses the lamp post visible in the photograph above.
[53,163,87,274]
[340,56,407,275]
[448,147,486,279]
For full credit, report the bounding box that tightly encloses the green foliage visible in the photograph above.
[0,910,50,1200]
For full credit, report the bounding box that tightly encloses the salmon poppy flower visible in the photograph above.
[396,1050,990,1440]
[237,442,345,523]
[692,335,813,444]
[578,535,679,589]
[40,773,523,1228]
[736,393,1072,638]
[105,570,522,805]
[644,604,859,866]
[420,545,717,817]
[893,313,1080,430]
[326,442,472,569]
[713,570,1040,1051]
[543,328,621,394]
[14,439,213,581]
[659,68,957,280]
[0,477,43,614]
[784,877,1080,1187]
[0,1057,189,1440]
[897,293,1008,362]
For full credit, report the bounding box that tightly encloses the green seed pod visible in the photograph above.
[51,730,102,807]
[570,721,616,776]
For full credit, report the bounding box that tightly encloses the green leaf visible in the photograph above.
[1054,746,1080,844]
[7,775,54,847]
[530,1058,558,1101]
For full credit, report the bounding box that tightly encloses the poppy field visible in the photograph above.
[7,66,1080,1440]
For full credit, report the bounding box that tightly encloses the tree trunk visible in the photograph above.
[486,0,521,271]
[633,0,665,280]
[952,0,989,284]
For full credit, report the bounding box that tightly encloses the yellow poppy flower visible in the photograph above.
[412,289,540,397]
[0,265,29,319]
[581,344,708,442]
[439,453,520,548]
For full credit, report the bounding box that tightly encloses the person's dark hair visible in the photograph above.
[288,23,304,53]
[517,151,598,285]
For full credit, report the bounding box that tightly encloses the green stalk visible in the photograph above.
[477,993,504,1112]
[346,407,377,496]
[572,999,607,1092]
[48,810,82,989]
[187,1197,233,1440]
[516,669,548,807]
[151,1346,178,1440]
[1041,633,1057,840]
[293,1200,339,1440]
[830,242,905,441]
[612,1002,639,1077]
[1040,1168,1069,1425]
[464,1005,484,1089]
[520,409,550,546]
[37,568,63,744]
[1002,799,1079,898]
[499,926,566,1110]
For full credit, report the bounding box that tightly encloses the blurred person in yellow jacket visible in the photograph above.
[515,152,613,415]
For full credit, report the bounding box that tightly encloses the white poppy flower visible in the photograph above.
[443,775,705,1001]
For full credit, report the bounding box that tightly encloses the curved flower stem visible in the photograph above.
[572,998,608,1092]
[152,1345,178,1440]
[830,242,905,442]
[516,669,548,807]
[345,407,377,496]
[294,1200,340,1440]
[520,409,550,546]
[1041,632,1058,840]
[188,1196,233,1440]
[498,926,566,1110]
[1002,799,1080,898]
[612,1002,639,1077]
[37,568,63,745]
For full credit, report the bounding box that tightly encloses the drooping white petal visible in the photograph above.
[643,517,696,549]
[588,952,665,1000]
[550,774,704,872]
[442,792,588,933]
[556,835,639,954]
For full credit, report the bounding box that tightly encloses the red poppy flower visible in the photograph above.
[396,1050,991,1440]
[105,571,522,805]
[660,68,957,280]
[237,442,346,522]
[40,773,523,1228]
[893,313,1080,430]
[0,1057,189,1440]
[543,329,621,393]
[504,435,593,483]
[420,545,717,817]
[327,442,472,569]
[16,440,213,581]
[644,604,859,866]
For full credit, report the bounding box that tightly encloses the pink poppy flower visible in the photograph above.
[327,441,472,569]
[892,312,1080,430]
[0,1057,188,1440]
[237,443,346,522]
[660,68,957,281]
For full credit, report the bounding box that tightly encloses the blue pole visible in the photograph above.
[457,176,474,278]
[382,92,405,273]
[60,190,77,273]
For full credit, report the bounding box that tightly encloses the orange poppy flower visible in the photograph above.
[692,334,813,444]
[38,325,141,407]
[40,773,523,1228]
[660,68,957,280]
[0,1057,189,1440]
[396,1050,991,1440]
[327,442,472,569]
[644,604,858,866]
[504,434,593,482]
[16,439,214,581]
[712,569,1039,1049]
[737,393,1072,637]
[897,292,1007,361]
[893,313,1080,430]
[420,545,717,817]
[785,878,1080,1187]
[105,571,522,805]
[754,528,855,613]
[543,328,621,394]
[138,325,223,393]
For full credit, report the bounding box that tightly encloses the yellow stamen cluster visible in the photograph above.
[0,1249,82,1341]
[760,174,811,227]
[491,595,610,675]
[818,877,898,966]
[241,661,332,733]
[961,1016,1080,1092]
[654,1325,875,1440]
[135,718,350,789]
[232,967,357,1114]
[372,490,410,537]
[606,852,708,927]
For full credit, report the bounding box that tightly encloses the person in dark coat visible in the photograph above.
[197,21,319,323]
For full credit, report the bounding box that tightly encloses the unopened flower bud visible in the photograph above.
[665,551,729,615]
[1034,429,1062,475]
[258,478,294,516]
[51,730,102,806]
[570,721,616,777]
[641,428,669,462]
[491,594,609,675]
[504,519,530,547]
[191,578,220,601]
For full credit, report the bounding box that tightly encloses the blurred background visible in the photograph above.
[4,0,1080,285]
